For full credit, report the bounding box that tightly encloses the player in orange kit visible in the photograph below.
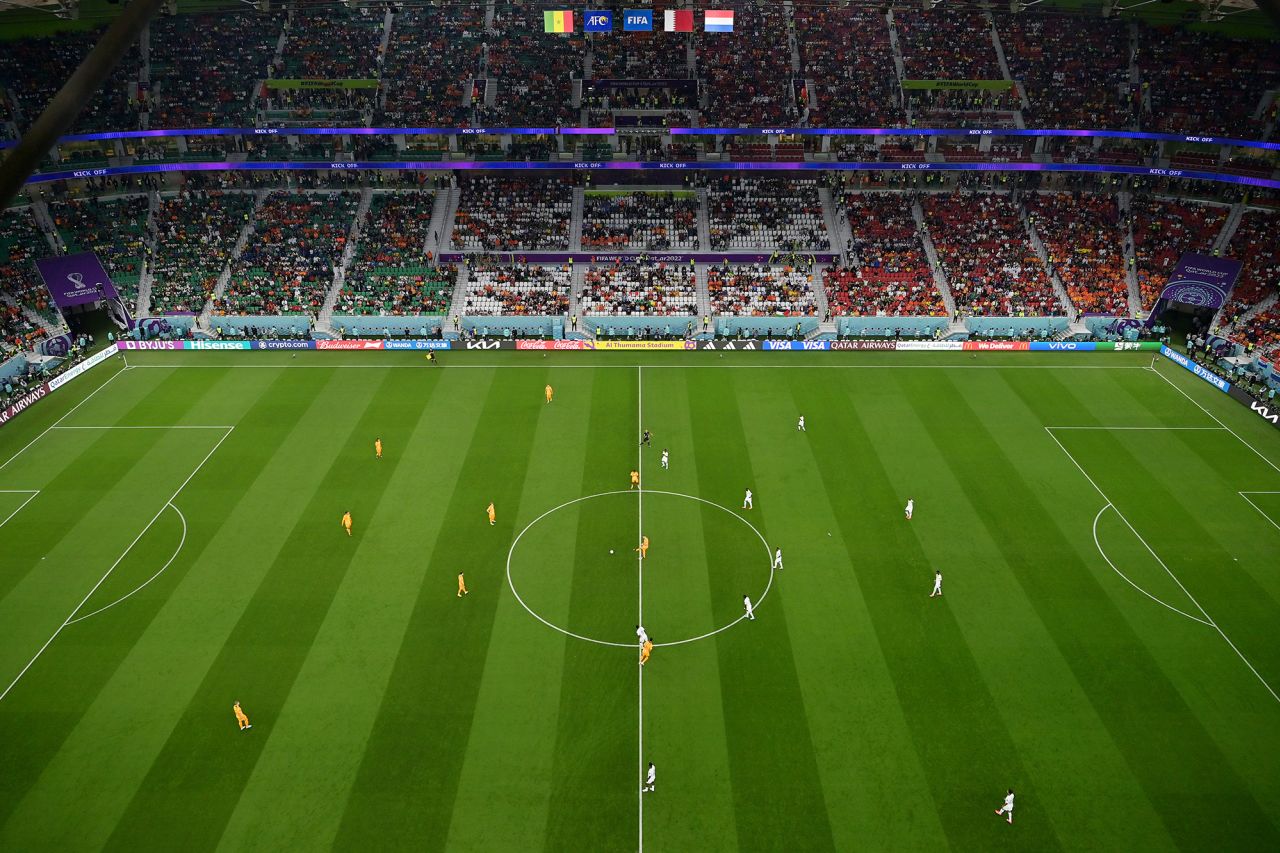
[639,638,653,666]
[630,470,640,490]
[233,701,251,731]
[375,438,383,459]
[545,384,554,403]
[341,510,353,536]
[487,502,496,526]
[635,535,650,560]
[458,572,469,597]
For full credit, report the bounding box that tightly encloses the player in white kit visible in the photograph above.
[995,789,1014,824]
[930,570,942,597]
[905,498,914,520]
[797,415,806,432]
[772,548,783,570]
[743,595,755,620]
[743,488,753,510]
[660,449,669,469]
[637,625,649,644]
[643,763,656,792]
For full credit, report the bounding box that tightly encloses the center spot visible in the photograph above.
[507,490,773,647]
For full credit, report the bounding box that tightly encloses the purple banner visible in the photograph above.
[1155,253,1242,311]
[35,252,119,308]
[34,252,135,330]
[438,252,838,264]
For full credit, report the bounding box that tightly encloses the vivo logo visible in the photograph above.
[1251,402,1280,424]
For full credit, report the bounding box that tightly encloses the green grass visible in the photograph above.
[1,349,1278,851]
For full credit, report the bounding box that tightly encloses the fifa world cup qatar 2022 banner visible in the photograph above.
[1147,253,1243,325]
[34,252,135,331]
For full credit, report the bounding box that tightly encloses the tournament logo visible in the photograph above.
[623,9,653,30]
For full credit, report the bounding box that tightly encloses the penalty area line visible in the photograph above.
[1046,426,1280,705]
[0,426,233,705]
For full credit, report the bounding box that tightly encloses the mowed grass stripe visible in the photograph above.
[0,364,233,608]
[806,369,1062,852]
[858,369,1178,850]
[0,365,330,848]
[739,368,950,851]
[99,368,419,850]
[543,368,638,853]
[213,365,470,851]
[638,367,741,853]
[686,370,837,851]
[919,369,1279,850]
[444,367,602,852]
[1001,370,1280,825]
[332,367,549,850]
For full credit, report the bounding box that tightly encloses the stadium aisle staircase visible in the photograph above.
[1119,191,1142,315]
[1020,201,1077,319]
[910,199,958,318]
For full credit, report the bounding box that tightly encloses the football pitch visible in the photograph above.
[1,349,1278,852]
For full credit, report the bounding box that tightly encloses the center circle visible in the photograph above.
[506,490,774,648]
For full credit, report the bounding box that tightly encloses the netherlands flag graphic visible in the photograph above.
[704,9,734,32]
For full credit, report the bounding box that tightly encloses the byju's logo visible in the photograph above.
[623,9,653,30]
[584,10,612,31]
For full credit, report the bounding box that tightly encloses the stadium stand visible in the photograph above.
[377,5,483,127]
[1024,192,1130,315]
[1130,196,1228,311]
[707,177,829,251]
[795,8,903,128]
[830,193,945,317]
[451,176,573,251]
[923,192,1060,317]
[0,207,60,332]
[0,29,141,133]
[695,5,795,126]
[463,263,572,315]
[1137,23,1280,139]
[149,190,254,315]
[1001,15,1133,130]
[483,5,583,126]
[1218,208,1280,331]
[707,263,818,316]
[1232,304,1280,356]
[47,196,149,309]
[215,191,358,316]
[578,262,697,316]
[581,191,699,251]
[338,191,454,316]
[148,11,285,129]
[896,10,1002,80]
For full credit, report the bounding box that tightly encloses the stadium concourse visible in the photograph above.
[1,1,1280,850]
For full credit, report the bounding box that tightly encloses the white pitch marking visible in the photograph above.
[65,502,188,625]
[1043,426,1226,430]
[503,490,773,649]
[0,426,233,704]
[1046,427,1280,704]
[637,365,644,853]
[1092,503,1213,627]
[50,425,237,430]
[0,361,128,474]
[1238,492,1280,535]
[0,490,39,531]
[1150,360,1280,477]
